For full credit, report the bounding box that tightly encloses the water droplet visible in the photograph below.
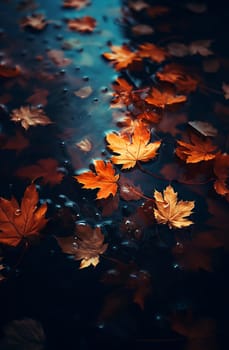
[60,69,66,75]
[82,75,89,81]
[14,209,21,216]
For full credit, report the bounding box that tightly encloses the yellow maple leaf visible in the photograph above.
[106,124,161,169]
[74,160,119,199]
[154,185,195,229]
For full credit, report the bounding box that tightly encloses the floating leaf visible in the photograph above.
[175,133,218,163]
[75,160,119,199]
[154,185,195,229]
[106,124,161,169]
[145,87,187,108]
[20,13,48,30]
[47,50,72,67]
[10,106,53,130]
[62,0,91,9]
[213,153,229,198]
[103,45,139,70]
[56,223,107,269]
[0,63,21,78]
[68,16,96,32]
[137,43,168,63]
[0,184,48,247]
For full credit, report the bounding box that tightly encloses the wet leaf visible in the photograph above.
[75,160,119,199]
[145,87,187,108]
[56,223,107,269]
[137,43,168,63]
[103,45,139,70]
[67,16,96,32]
[0,63,21,78]
[1,131,29,153]
[16,158,65,186]
[189,40,213,56]
[132,24,154,36]
[26,88,49,106]
[175,133,218,163]
[129,0,149,12]
[47,50,72,67]
[213,153,229,198]
[62,0,91,9]
[10,106,53,130]
[188,121,217,137]
[20,13,48,30]
[154,185,195,229]
[106,124,161,169]
[0,184,48,247]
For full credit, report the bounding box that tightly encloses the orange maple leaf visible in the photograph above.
[156,63,199,93]
[74,160,119,199]
[10,106,53,130]
[137,43,168,63]
[67,16,96,32]
[175,133,218,163]
[106,124,161,169]
[0,184,48,247]
[213,153,229,197]
[145,87,187,108]
[154,185,195,229]
[62,0,90,9]
[16,158,64,186]
[111,77,135,108]
[102,45,139,71]
[20,14,48,30]
[56,223,107,269]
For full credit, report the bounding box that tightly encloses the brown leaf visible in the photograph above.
[26,88,49,106]
[1,131,29,153]
[0,63,21,78]
[145,87,187,108]
[213,153,229,198]
[137,43,168,63]
[132,24,154,36]
[20,13,48,30]
[188,121,217,137]
[56,223,107,269]
[75,138,92,152]
[154,185,195,229]
[129,0,149,11]
[16,158,64,186]
[98,194,119,217]
[10,106,53,130]
[47,50,72,67]
[189,40,213,56]
[222,82,229,100]
[67,16,96,32]
[62,0,91,9]
[147,5,170,17]
[175,133,218,163]
[0,184,48,247]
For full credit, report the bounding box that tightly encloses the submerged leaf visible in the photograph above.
[10,106,53,130]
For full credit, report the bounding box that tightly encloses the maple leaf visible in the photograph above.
[0,63,21,78]
[154,185,195,229]
[145,87,187,108]
[62,0,91,9]
[156,63,199,93]
[74,160,119,199]
[175,133,218,163]
[16,158,64,186]
[106,124,161,169]
[213,153,229,197]
[102,45,139,71]
[67,16,96,33]
[10,106,53,130]
[0,184,48,247]
[111,77,135,108]
[137,43,168,63]
[189,40,213,56]
[56,223,107,269]
[20,14,48,30]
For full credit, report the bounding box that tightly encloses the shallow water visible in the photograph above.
[0,0,229,349]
